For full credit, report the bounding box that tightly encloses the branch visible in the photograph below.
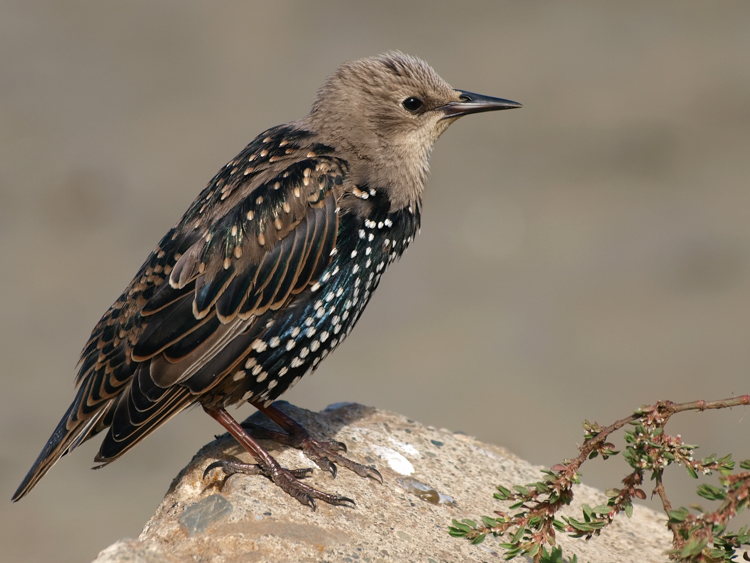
[449,395,750,563]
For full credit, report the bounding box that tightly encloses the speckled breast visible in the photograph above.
[224,189,421,407]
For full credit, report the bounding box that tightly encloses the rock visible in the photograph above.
[92,402,671,562]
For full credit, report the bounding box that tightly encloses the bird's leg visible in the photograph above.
[203,406,354,510]
[246,401,383,484]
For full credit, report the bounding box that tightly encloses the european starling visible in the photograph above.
[13,52,520,508]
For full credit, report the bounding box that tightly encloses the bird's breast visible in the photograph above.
[215,187,421,407]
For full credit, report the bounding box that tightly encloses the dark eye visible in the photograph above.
[402,97,424,112]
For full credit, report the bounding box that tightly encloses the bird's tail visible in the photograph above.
[12,403,108,501]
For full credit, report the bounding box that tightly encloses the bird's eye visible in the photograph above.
[402,97,424,112]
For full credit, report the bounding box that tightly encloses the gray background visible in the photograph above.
[2,1,750,561]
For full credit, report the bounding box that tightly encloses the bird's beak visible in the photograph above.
[439,90,522,119]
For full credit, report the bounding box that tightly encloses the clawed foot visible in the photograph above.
[298,434,383,483]
[203,459,313,480]
[203,458,354,510]
[240,420,382,483]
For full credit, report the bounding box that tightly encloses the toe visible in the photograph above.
[203,460,227,480]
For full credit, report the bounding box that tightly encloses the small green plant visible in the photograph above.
[449,395,750,562]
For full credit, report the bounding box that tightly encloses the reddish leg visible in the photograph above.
[203,406,354,510]
[246,401,382,483]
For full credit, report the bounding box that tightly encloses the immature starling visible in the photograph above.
[13,52,520,508]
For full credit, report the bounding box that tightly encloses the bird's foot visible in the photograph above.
[297,434,383,483]
[203,458,355,510]
[241,419,382,483]
[203,459,312,480]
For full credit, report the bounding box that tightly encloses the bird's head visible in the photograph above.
[306,51,520,209]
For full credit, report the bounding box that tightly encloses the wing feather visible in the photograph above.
[14,123,348,499]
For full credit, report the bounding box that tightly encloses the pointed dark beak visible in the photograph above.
[440,90,522,119]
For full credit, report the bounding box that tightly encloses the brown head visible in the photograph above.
[305,51,521,209]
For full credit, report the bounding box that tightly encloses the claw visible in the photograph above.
[289,467,314,479]
[317,458,337,478]
[366,466,383,484]
[202,460,226,480]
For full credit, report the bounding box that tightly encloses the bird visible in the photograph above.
[13,52,521,509]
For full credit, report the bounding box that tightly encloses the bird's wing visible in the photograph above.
[13,125,346,499]
[94,146,346,463]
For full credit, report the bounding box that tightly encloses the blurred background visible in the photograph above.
[2,1,750,561]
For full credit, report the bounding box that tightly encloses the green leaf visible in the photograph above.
[482,516,498,527]
[679,536,709,558]
[534,481,550,493]
[696,483,726,501]
[471,533,486,545]
[513,485,530,495]
[668,509,688,522]
[625,502,633,518]
[567,517,605,532]
[541,546,560,563]
[450,519,472,533]
[582,504,594,520]
[501,545,522,559]
[511,525,526,543]
[685,465,699,479]
[527,543,540,558]
[496,485,513,498]
[461,519,477,528]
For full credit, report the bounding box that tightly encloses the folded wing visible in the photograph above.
[12,125,347,500]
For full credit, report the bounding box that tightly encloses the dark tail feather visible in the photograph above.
[94,384,194,464]
[12,403,106,502]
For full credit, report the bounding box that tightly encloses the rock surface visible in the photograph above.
[92,402,671,562]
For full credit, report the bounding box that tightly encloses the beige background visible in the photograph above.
[2,2,749,562]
